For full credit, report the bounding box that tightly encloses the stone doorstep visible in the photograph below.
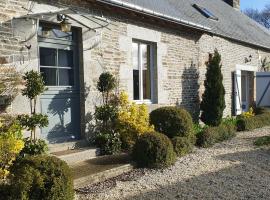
[74,164,134,188]
[48,140,90,153]
[52,147,100,165]
[71,154,134,188]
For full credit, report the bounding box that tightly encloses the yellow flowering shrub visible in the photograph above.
[117,92,154,149]
[0,120,24,180]
[241,107,255,118]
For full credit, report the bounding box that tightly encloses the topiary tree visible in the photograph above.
[132,132,176,168]
[200,50,225,126]
[9,155,74,200]
[94,72,121,155]
[18,70,48,144]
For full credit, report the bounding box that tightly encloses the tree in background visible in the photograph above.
[244,4,270,29]
[200,50,225,126]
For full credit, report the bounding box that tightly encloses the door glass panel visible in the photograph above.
[40,48,57,66]
[133,42,139,100]
[40,68,57,86]
[241,75,247,102]
[58,49,73,67]
[141,44,151,99]
[59,69,74,86]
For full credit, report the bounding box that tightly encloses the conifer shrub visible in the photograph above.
[132,132,176,168]
[200,50,225,126]
[9,155,74,200]
[149,106,193,139]
[171,136,193,157]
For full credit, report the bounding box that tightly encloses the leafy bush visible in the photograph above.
[94,72,121,155]
[9,155,74,200]
[197,123,236,148]
[95,131,122,155]
[19,138,48,157]
[132,132,176,168]
[117,92,154,149]
[171,137,193,157]
[150,106,193,139]
[237,112,270,131]
[254,136,270,146]
[200,50,225,126]
[0,121,24,180]
[240,107,255,118]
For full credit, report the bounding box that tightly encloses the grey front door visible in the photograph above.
[38,23,81,143]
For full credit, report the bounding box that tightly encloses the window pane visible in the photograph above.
[59,69,74,86]
[132,42,139,70]
[58,49,73,67]
[133,70,139,100]
[40,48,57,66]
[141,44,151,99]
[40,68,57,86]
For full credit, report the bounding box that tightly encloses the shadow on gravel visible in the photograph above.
[122,149,270,200]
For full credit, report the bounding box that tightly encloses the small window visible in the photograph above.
[132,41,155,101]
[40,47,74,86]
[193,4,218,20]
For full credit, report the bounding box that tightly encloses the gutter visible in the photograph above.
[96,0,270,51]
[96,0,211,31]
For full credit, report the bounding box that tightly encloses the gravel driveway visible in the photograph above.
[76,127,270,200]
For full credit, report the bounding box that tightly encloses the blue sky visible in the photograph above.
[241,0,270,11]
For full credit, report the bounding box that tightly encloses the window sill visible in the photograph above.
[133,100,152,105]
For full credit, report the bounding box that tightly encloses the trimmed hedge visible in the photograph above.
[150,107,193,138]
[237,111,270,131]
[197,123,236,148]
[132,132,176,168]
[9,155,74,200]
[171,137,193,157]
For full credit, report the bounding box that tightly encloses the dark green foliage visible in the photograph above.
[237,112,270,131]
[254,136,270,146]
[0,183,11,200]
[171,137,193,157]
[18,114,49,132]
[22,70,46,101]
[9,155,74,200]
[94,72,121,155]
[95,132,122,155]
[19,138,48,157]
[200,50,225,126]
[150,106,193,138]
[132,132,176,168]
[197,123,236,148]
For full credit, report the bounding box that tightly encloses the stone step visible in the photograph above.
[48,140,89,153]
[71,154,134,188]
[52,147,100,165]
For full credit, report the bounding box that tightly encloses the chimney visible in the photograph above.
[223,0,240,10]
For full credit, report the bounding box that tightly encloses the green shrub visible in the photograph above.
[197,123,236,148]
[150,106,193,138]
[19,138,48,157]
[254,136,270,146]
[171,137,193,157]
[9,155,74,200]
[200,50,225,126]
[132,132,176,168]
[236,112,270,131]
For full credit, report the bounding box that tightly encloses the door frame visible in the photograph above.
[234,64,258,115]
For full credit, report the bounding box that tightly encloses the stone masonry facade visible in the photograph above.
[1,0,270,138]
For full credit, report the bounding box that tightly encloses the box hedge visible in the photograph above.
[197,123,236,148]
[9,155,74,200]
[149,106,193,139]
[132,132,176,168]
[171,136,193,157]
[237,111,270,131]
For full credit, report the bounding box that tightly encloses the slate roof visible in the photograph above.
[99,0,270,50]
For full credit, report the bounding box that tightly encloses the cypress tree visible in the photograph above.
[200,49,225,126]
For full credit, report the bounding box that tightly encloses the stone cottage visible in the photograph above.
[0,0,270,143]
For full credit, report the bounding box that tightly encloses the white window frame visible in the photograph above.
[132,40,155,104]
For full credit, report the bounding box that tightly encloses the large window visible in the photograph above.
[40,47,74,86]
[132,41,154,101]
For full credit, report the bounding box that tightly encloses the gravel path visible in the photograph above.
[76,127,270,200]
